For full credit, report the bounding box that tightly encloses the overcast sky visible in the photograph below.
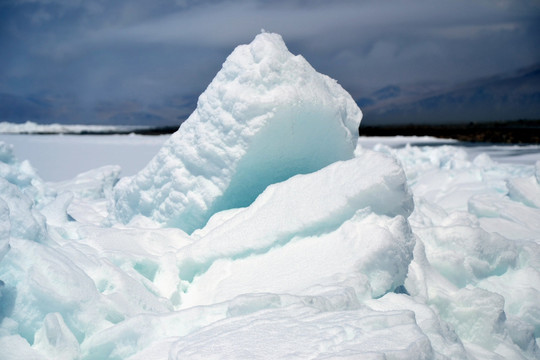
[1,0,539,121]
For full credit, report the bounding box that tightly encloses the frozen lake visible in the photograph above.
[0,134,169,181]
[1,133,538,181]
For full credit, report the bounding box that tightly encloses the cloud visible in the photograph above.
[76,1,527,48]
[0,0,538,124]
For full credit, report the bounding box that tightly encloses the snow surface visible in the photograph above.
[0,134,168,181]
[1,32,540,360]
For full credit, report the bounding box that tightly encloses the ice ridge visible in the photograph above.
[113,32,362,233]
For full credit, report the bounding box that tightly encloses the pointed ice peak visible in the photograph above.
[114,33,362,233]
[213,32,299,94]
[243,31,289,62]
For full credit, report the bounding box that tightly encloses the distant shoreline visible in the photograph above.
[360,119,540,144]
[1,120,539,144]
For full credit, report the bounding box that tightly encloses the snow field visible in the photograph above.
[0,32,539,359]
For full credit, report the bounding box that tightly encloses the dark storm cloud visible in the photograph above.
[0,0,539,123]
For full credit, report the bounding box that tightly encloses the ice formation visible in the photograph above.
[1,32,540,360]
[114,32,362,233]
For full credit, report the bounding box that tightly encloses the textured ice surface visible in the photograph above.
[379,143,540,359]
[1,136,540,359]
[114,32,362,233]
[1,33,540,360]
[179,150,414,307]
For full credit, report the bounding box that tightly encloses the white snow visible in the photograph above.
[0,32,539,360]
[0,134,168,181]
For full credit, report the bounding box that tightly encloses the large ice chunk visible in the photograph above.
[114,32,362,233]
[0,141,46,203]
[0,144,48,244]
[177,150,413,288]
[168,306,433,360]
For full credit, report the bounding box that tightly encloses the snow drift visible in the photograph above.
[113,32,362,233]
[1,32,540,360]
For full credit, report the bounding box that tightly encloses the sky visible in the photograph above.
[0,0,539,125]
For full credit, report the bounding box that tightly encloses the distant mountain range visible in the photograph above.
[1,64,539,126]
[0,92,197,126]
[358,63,540,126]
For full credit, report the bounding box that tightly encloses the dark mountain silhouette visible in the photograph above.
[0,92,197,126]
[1,64,538,128]
[360,63,540,126]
